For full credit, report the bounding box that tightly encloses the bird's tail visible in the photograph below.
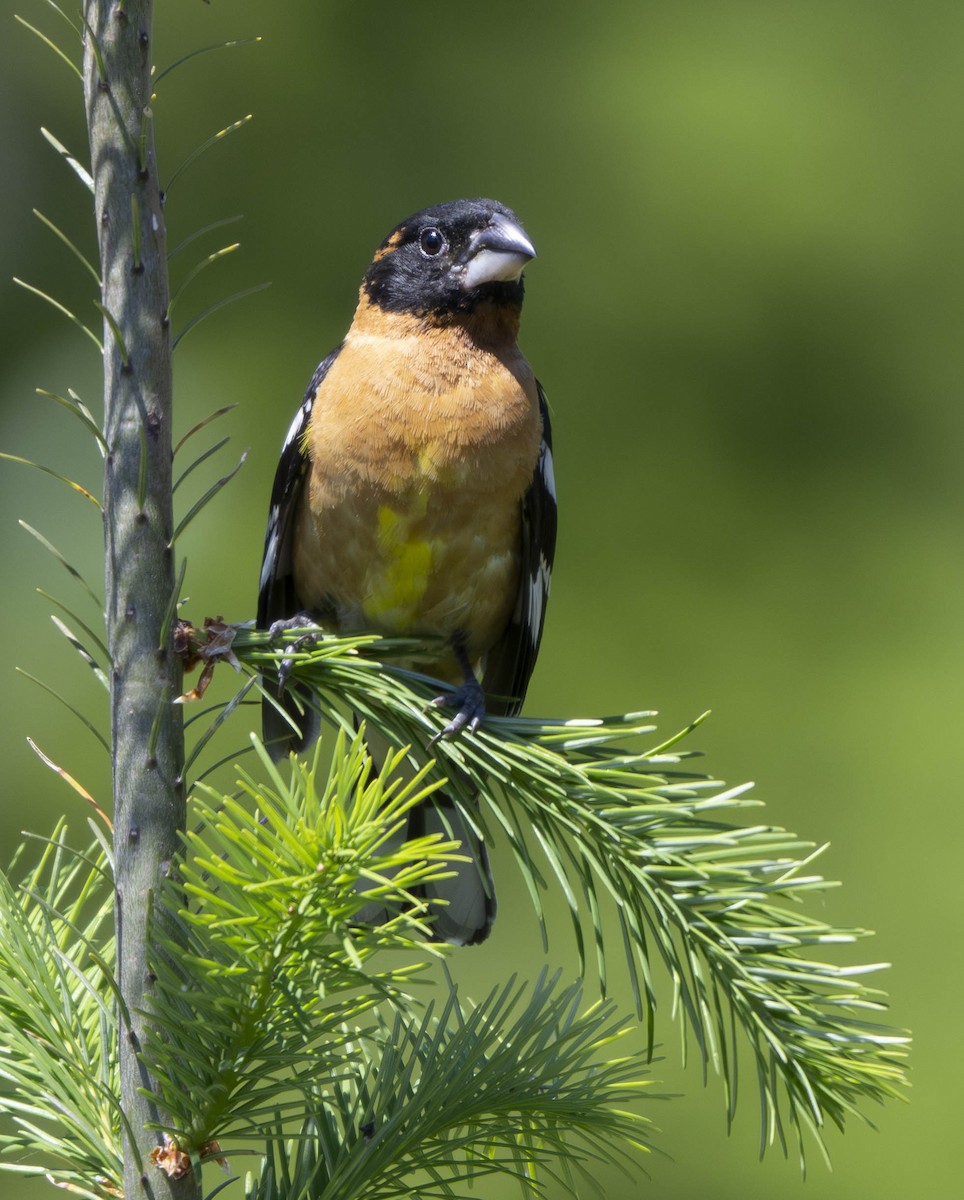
[262,678,320,760]
[407,793,496,945]
[265,700,496,944]
[355,724,496,945]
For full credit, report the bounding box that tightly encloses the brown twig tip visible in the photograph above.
[26,737,113,831]
[198,1141,229,1172]
[174,616,241,701]
[149,1134,191,1180]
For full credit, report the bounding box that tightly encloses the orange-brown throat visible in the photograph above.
[350,289,522,351]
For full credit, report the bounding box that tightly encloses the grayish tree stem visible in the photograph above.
[83,5,198,1198]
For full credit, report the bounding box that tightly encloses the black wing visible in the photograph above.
[257,350,340,630]
[482,381,557,717]
[258,349,341,752]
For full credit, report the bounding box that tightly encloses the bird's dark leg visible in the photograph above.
[428,637,486,743]
[268,611,324,690]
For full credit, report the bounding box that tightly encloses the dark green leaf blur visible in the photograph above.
[1,2,957,1197]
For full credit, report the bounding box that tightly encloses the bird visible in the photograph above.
[257,197,557,944]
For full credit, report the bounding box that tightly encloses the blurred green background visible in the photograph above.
[1,1,960,1196]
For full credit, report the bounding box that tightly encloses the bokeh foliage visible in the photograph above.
[2,1,959,1196]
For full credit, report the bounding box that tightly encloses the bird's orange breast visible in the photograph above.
[291,304,542,675]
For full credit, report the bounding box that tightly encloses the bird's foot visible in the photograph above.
[268,612,322,689]
[428,679,486,743]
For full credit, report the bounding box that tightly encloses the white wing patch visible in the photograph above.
[523,436,555,647]
[527,552,551,646]
[541,443,556,502]
[257,386,318,630]
[259,515,281,593]
[284,396,312,452]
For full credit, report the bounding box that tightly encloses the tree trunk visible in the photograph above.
[83,4,198,1197]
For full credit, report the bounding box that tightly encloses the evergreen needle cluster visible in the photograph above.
[0,824,120,1198]
[1,626,906,1190]
[0,728,656,1199]
[238,627,908,1164]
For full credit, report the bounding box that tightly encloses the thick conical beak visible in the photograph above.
[460,212,536,289]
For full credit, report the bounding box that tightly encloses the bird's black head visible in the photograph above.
[361,198,536,319]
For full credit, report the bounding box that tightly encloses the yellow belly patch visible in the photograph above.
[365,503,433,630]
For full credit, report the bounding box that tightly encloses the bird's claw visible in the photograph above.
[269,612,321,688]
[428,680,486,744]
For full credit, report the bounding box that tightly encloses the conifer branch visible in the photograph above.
[202,624,909,1162]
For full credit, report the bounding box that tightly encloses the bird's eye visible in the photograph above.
[419,227,446,257]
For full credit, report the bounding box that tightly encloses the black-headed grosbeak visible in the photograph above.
[257,198,557,944]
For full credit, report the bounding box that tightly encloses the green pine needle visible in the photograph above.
[18,520,102,610]
[170,450,248,544]
[174,403,239,456]
[173,436,230,493]
[13,15,81,80]
[39,127,94,193]
[35,388,108,455]
[171,282,271,351]
[32,209,100,284]
[44,603,110,680]
[165,114,254,195]
[168,216,244,263]
[14,666,109,753]
[12,278,102,352]
[154,37,262,88]
[0,451,101,508]
[167,243,241,319]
